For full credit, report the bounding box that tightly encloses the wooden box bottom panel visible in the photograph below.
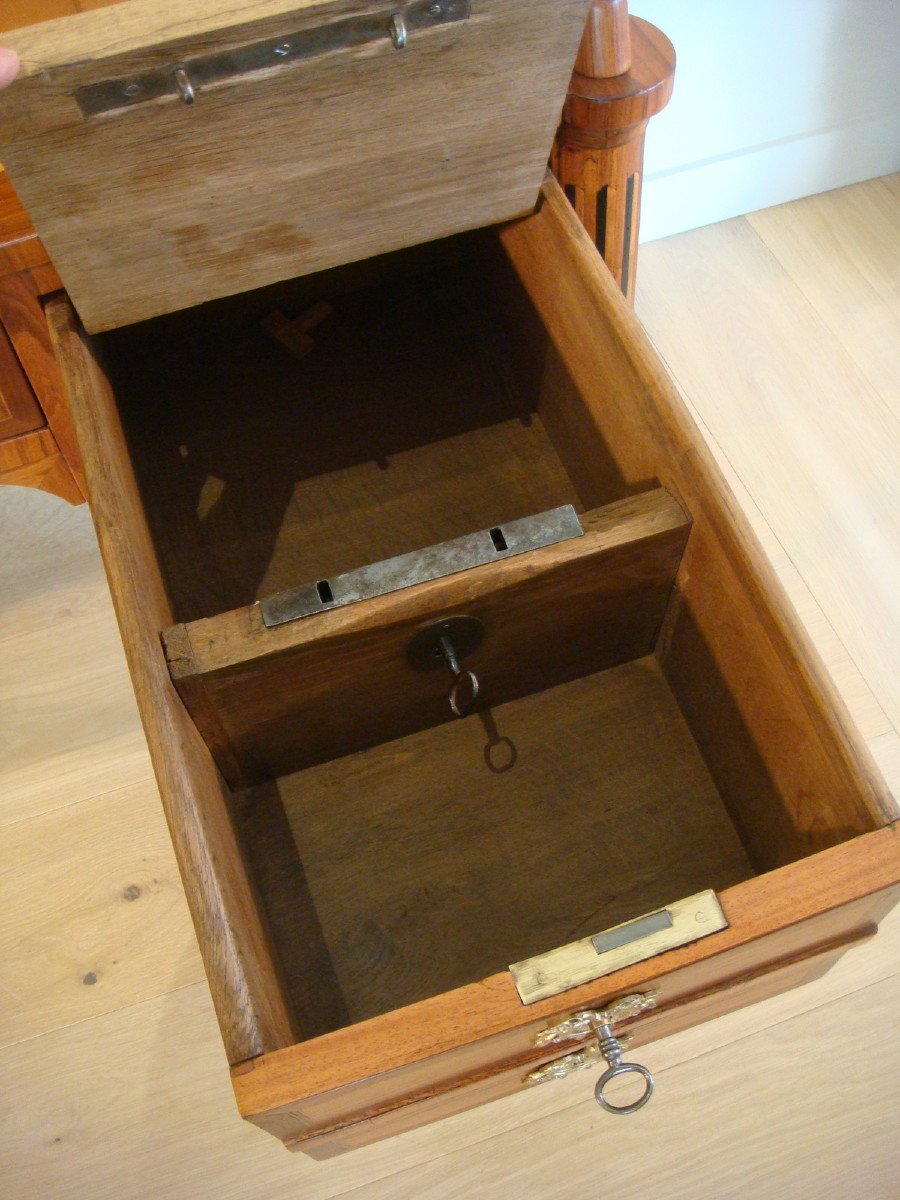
[237,657,754,1031]
[48,176,900,1156]
[162,488,692,788]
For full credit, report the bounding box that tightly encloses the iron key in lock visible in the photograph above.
[436,632,479,717]
[406,615,484,720]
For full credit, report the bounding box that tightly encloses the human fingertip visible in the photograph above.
[0,49,21,88]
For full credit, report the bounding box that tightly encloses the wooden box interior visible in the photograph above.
[90,213,883,1045]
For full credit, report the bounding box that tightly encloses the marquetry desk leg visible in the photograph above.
[551,0,675,304]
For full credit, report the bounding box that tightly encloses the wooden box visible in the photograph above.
[2,0,898,1159]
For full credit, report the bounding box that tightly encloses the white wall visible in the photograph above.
[629,0,900,240]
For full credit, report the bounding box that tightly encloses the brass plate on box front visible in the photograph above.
[510,889,728,1005]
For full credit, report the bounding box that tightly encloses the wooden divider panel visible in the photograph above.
[163,488,690,785]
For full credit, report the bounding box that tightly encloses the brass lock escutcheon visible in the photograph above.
[525,992,658,1115]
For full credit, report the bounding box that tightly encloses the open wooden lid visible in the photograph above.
[0,0,588,332]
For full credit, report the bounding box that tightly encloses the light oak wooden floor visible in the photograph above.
[1,176,897,1199]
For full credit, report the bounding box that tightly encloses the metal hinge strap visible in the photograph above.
[75,0,471,117]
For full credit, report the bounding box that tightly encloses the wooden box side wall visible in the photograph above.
[43,293,298,1062]
[233,837,900,1147]
[289,924,875,1156]
[490,177,896,868]
[163,490,692,787]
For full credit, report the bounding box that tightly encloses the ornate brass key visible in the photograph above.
[526,992,658,1114]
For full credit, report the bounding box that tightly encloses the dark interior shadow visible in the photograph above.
[659,600,875,870]
[99,234,538,623]
[477,707,518,773]
[474,228,661,509]
[232,781,350,1038]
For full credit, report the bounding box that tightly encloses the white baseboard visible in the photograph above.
[639,112,899,243]
[628,0,900,242]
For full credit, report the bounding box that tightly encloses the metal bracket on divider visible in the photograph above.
[259,504,583,628]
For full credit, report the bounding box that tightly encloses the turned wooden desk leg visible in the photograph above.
[551,0,675,303]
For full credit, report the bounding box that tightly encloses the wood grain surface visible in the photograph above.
[2,1,438,67]
[551,14,675,301]
[638,176,900,741]
[0,0,117,36]
[0,424,83,503]
[0,269,85,494]
[232,846,900,1143]
[0,776,204,1048]
[0,0,591,329]
[254,657,753,1025]
[0,168,53,276]
[164,490,690,784]
[0,166,84,502]
[0,175,897,1195]
[240,657,753,1032]
[295,926,871,1157]
[296,965,900,1184]
[574,0,631,77]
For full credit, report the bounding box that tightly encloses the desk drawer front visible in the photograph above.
[284,925,873,1157]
